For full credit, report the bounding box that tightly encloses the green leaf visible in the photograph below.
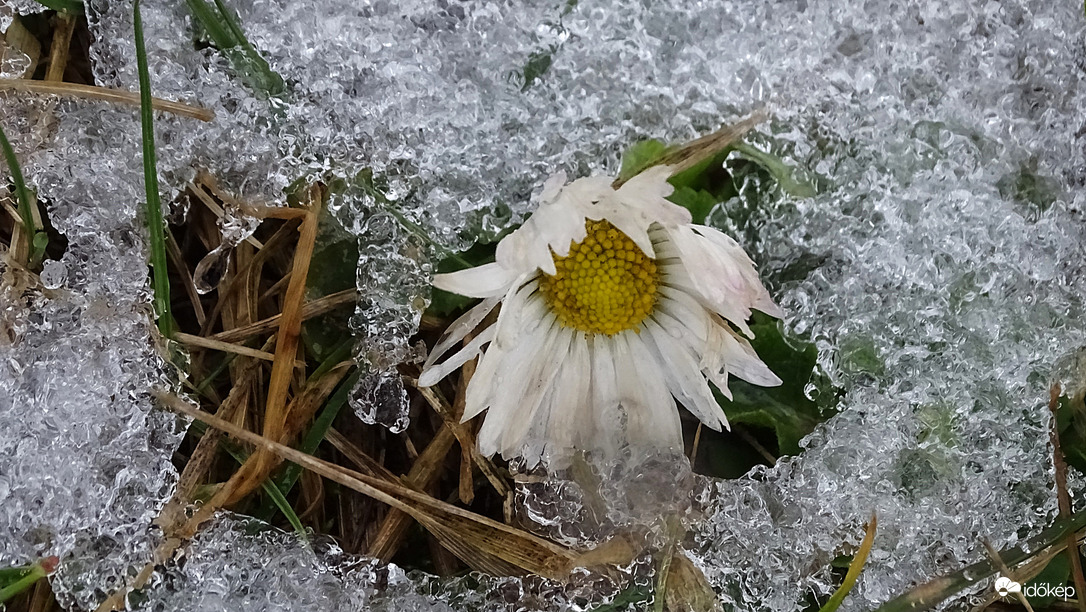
[33,0,84,14]
[1022,552,1071,609]
[837,334,886,379]
[589,585,651,611]
[219,438,309,542]
[713,313,829,456]
[275,369,358,493]
[185,0,286,98]
[519,46,556,92]
[731,141,817,198]
[996,157,1060,220]
[665,185,718,225]
[0,559,50,603]
[0,120,46,269]
[426,239,500,317]
[618,139,671,183]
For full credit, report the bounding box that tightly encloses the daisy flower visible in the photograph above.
[418,165,783,465]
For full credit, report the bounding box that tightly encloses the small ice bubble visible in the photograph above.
[192,246,231,294]
[349,370,410,434]
[0,41,31,79]
[39,260,67,289]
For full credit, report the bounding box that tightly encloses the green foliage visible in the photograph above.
[185,0,286,97]
[134,0,174,338]
[914,402,958,446]
[428,239,500,317]
[731,141,817,198]
[518,46,556,92]
[712,313,828,456]
[616,136,813,226]
[837,334,886,379]
[588,585,651,611]
[666,150,739,224]
[996,157,1060,220]
[32,0,84,14]
[0,123,48,268]
[617,139,671,184]
[1022,552,1071,609]
[0,558,51,603]
[218,437,308,542]
[269,367,359,504]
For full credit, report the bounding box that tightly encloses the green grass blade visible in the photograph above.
[184,0,238,48]
[0,122,46,267]
[260,476,308,539]
[133,0,174,338]
[0,560,49,603]
[32,0,85,14]
[875,510,1086,612]
[219,441,308,542]
[185,0,285,97]
[818,515,877,612]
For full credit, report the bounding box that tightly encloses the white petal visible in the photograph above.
[434,262,520,298]
[641,319,728,431]
[498,325,574,457]
[536,171,568,204]
[422,296,500,371]
[474,315,567,457]
[475,319,560,455]
[654,286,712,345]
[462,336,508,421]
[662,226,756,336]
[615,166,691,227]
[417,325,496,388]
[588,334,623,457]
[689,225,784,318]
[543,331,593,460]
[493,278,541,349]
[602,212,656,257]
[615,332,683,449]
[720,325,783,387]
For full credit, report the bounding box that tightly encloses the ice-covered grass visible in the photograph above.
[1,0,1085,610]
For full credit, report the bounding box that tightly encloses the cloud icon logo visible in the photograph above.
[995,576,1022,597]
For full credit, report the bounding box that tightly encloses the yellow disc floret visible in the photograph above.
[539,220,659,335]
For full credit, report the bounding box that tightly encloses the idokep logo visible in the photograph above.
[995,575,1076,601]
[995,576,1021,597]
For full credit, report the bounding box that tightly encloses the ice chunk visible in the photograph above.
[125,513,449,612]
[0,289,183,611]
[0,0,41,32]
[0,39,31,79]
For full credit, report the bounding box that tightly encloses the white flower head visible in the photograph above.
[420,166,784,466]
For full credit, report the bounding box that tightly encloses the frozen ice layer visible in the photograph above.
[126,512,644,612]
[0,0,41,32]
[1,0,1084,610]
[124,513,442,612]
[0,289,182,611]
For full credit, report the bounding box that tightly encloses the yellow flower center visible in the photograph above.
[539,220,659,335]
